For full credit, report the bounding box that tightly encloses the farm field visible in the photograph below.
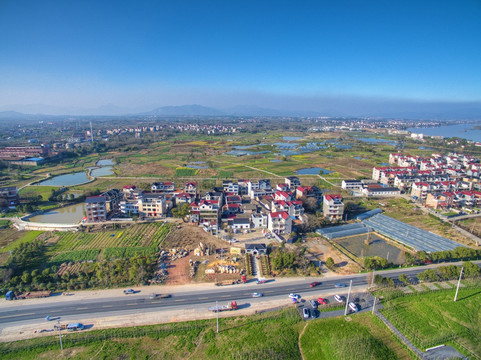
[379,281,481,358]
[45,223,172,263]
[300,313,412,360]
[0,230,43,254]
[0,308,303,360]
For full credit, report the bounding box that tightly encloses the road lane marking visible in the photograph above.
[264,291,275,293]
[0,312,35,319]
[220,295,230,298]
[76,307,88,310]
[174,299,185,302]
[198,297,209,300]
[127,303,137,306]
[102,305,113,308]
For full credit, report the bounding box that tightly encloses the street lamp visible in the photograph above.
[57,319,63,350]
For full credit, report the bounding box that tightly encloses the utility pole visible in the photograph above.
[454,267,464,302]
[344,279,353,316]
[57,319,63,350]
[370,270,375,288]
[90,121,94,142]
[216,301,219,333]
[371,297,376,314]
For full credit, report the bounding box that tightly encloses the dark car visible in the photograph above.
[123,289,135,294]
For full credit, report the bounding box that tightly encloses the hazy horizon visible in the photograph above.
[1,1,480,118]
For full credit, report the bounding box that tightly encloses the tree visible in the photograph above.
[325,257,335,270]
[399,274,409,285]
[463,261,481,277]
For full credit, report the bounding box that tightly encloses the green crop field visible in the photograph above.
[300,314,411,360]
[46,223,172,262]
[18,186,58,201]
[0,230,43,253]
[174,167,199,177]
[379,282,481,358]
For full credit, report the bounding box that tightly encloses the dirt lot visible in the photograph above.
[304,237,362,275]
[165,255,191,285]
[162,224,226,250]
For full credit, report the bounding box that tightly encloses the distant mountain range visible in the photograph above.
[0,101,480,120]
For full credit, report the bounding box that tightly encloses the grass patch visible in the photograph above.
[379,282,481,356]
[300,313,407,360]
[19,186,57,201]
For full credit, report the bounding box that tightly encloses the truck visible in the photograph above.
[149,293,171,299]
[241,275,247,283]
[215,279,240,286]
[6,291,51,300]
[208,301,238,312]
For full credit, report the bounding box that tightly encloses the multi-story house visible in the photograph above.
[101,189,123,213]
[0,186,18,207]
[268,211,292,235]
[285,176,301,190]
[151,182,175,193]
[138,193,167,218]
[184,182,197,196]
[85,196,107,222]
[223,180,239,195]
[323,194,344,221]
[251,213,268,228]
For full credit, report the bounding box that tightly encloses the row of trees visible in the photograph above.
[403,247,481,267]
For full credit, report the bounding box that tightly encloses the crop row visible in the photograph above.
[51,249,100,264]
[50,223,172,252]
[103,247,157,259]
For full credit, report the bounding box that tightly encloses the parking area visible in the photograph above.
[294,292,376,321]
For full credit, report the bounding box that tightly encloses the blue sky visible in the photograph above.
[0,0,480,114]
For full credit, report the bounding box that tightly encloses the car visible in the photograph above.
[334,294,344,303]
[309,299,318,309]
[303,307,310,319]
[349,302,359,312]
[256,278,267,284]
[289,293,301,300]
[334,283,346,288]
[311,309,319,318]
[252,292,263,298]
[123,289,135,294]
[309,282,320,288]
[317,297,328,305]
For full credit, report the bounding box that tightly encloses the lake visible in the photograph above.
[296,167,333,175]
[406,123,481,142]
[283,136,303,141]
[27,203,85,224]
[97,159,114,166]
[37,172,91,186]
[90,166,114,177]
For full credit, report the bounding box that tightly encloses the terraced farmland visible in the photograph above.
[47,223,172,262]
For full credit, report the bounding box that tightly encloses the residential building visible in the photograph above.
[323,194,344,221]
[0,186,18,207]
[85,196,107,222]
[251,213,268,228]
[268,211,293,235]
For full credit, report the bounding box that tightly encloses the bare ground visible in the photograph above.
[165,254,191,285]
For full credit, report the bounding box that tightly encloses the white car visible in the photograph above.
[289,293,301,300]
[334,294,344,303]
[349,302,359,312]
[252,292,263,298]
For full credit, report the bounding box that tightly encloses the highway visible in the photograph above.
[3,262,476,325]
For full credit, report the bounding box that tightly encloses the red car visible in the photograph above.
[317,297,328,305]
[310,282,320,288]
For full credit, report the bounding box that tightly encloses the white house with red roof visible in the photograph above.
[323,194,344,221]
[268,211,292,235]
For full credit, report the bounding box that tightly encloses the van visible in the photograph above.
[67,323,84,331]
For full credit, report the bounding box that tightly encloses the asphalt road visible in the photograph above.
[1,262,478,325]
